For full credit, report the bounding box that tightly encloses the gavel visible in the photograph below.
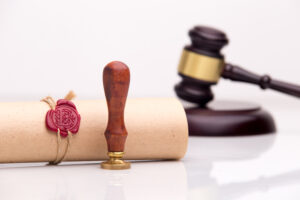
[175,25,300,107]
[101,61,131,170]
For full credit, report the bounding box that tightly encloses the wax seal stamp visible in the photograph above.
[45,99,81,137]
[101,61,131,170]
[42,91,81,165]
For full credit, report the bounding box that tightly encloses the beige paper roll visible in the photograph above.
[0,98,188,163]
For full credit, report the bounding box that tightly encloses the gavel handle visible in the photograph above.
[222,63,300,98]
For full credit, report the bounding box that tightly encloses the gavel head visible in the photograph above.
[175,25,228,107]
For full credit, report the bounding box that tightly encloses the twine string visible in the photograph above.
[55,131,72,164]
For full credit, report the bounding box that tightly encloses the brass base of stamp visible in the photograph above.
[101,152,131,170]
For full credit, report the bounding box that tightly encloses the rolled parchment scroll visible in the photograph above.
[0,98,188,163]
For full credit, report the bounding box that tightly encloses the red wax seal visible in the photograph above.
[45,99,81,137]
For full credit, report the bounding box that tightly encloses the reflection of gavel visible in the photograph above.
[175,26,300,107]
[101,61,131,170]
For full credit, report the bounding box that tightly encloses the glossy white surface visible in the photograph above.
[1,133,300,199]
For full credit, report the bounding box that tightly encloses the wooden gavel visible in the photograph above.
[175,25,300,106]
[101,61,131,170]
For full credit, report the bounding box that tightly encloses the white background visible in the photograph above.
[0,0,299,130]
[1,2,300,199]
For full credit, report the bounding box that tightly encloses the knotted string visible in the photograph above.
[41,91,75,165]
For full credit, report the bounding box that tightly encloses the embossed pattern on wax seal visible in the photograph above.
[45,99,81,137]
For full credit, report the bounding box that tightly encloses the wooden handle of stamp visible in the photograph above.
[103,61,130,152]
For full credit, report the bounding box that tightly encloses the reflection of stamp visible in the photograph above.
[45,99,81,137]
